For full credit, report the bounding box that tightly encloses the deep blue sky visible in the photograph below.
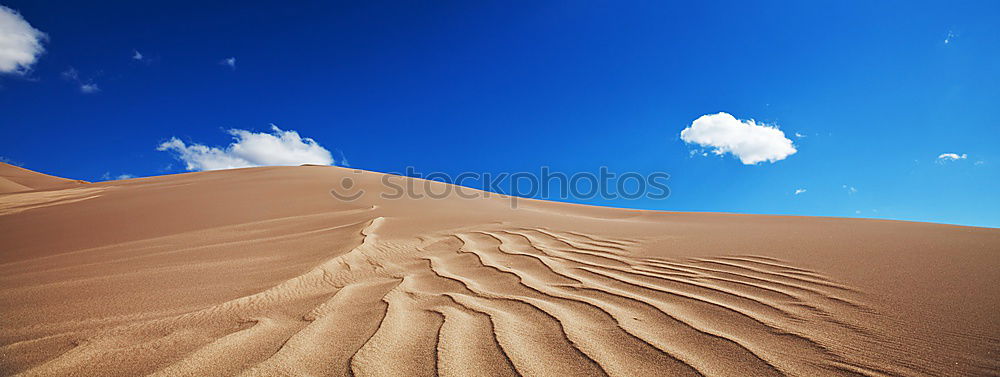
[1,1,998,227]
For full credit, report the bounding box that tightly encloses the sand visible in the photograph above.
[0,163,86,194]
[0,163,997,376]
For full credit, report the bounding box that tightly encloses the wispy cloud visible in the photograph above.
[937,153,967,162]
[60,68,77,80]
[158,125,336,171]
[334,149,350,167]
[688,150,709,158]
[843,185,857,194]
[132,49,144,61]
[794,188,806,195]
[0,156,23,166]
[944,30,956,44]
[0,5,47,75]
[101,172,135,181]
[221,57,236,69]
[61,67,100,93]
[680,112,797,165]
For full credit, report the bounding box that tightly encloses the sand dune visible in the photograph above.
[0,164,997,376]
[0,163,87,194]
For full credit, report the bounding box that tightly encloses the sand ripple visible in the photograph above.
[9,216,989,377]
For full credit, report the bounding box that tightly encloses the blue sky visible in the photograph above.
[1,1,997,227]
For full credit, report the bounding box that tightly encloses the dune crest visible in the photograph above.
[0,163,87,194]
[1,165,997,376]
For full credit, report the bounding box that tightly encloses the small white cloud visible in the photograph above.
[842,185,857,194]
[0,5,47,74]
[794,132,806,138]
[132,49,143,61]
[794,188,806,195]
[854,210,862,215]
[100,172,134,181]
[937,153,967,162]
[221,57,236,68]
[974,160,985,166]
[158,125,335,171]
[680,112,797,165]
[61,67,78,80]
[61,67,99,93]
[944,30,956,44]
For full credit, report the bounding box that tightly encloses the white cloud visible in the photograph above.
[101,172,135,181]
[158,125,336,171]
[0,5,46,74]
[937,153,967,161]
[687,149,711,158]
[80,83,99,93]
[843,184,857,194]
[132,49,143,61]
[221,57,236,68]
[794,188,806,195]
[61,67,77,80]
[680,112,797,165]
[61,67,99,93]
[794,132,806,138]
[944,31,956,44]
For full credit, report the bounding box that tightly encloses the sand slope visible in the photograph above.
[0,163,87,194]
[0,165,997,376]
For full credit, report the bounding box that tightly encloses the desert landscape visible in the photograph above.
[0,162,997,376]
[3,1,998,376]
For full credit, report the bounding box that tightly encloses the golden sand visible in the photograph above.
[1,163,997,376]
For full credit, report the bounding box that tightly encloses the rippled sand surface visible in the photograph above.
[1,164,997,376]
